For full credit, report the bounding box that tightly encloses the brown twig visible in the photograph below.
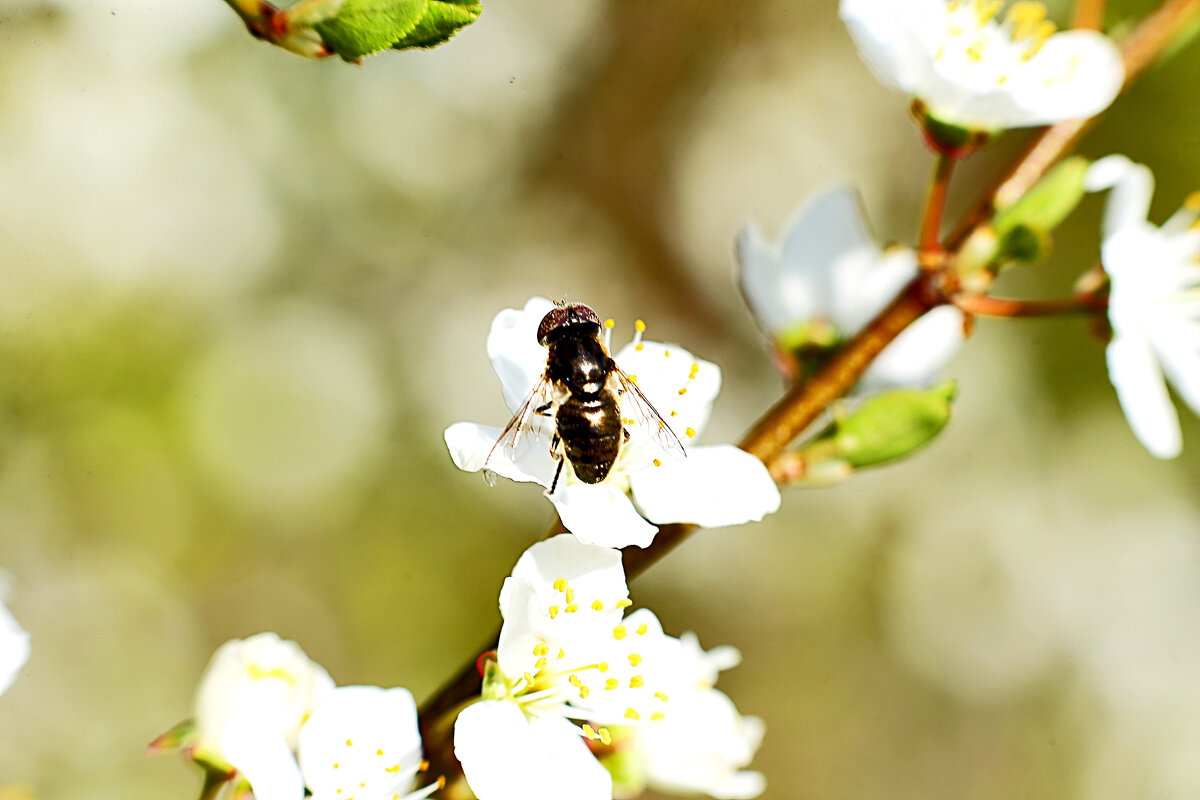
[953,292,1107,318]
[1072,0,1107,30]
[919,153,957,260]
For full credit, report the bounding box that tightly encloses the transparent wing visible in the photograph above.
[482,377,559,485]
[608,361,687,461]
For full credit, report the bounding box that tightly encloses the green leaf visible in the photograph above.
[314,0,428,61]
[286,0,348,27]
[391,0,481,50]
[829,381,956,469]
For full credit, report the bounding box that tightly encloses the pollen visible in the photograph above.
[606,678,619,690]
[558,648,565,659]
[386,764,401,773]
[553,577,567,592]
[689,362,699,376]
[565,603,579,613]
[534,657,547,669]
[579,686,590,699]
[549,605,560,619]
[629,374,638,385]
[636,623,648,635]
[625,708,640,721]
[599,661,609,673]
[652,458,662,467]
[651,712,666,721]
[616,598,633,609]
[569,674,583,687]
[565,587,575,604]
[664,349,671,358]
[376,748,384,756]
[685,427,696,438]
[533,642,550,656]
[346,739,353,747]
[524,671,535,686]
[613,625,627,639]
[630,675,644,688]
[678,387,687,395]
[604,318,615,329]
[654,691,669,702]
[599,727,613,746]
[591,600,603,611]
[670,410,678,417]
[628,653,642,667]
[635,319,646,332]
[583,723,596,739]
[334,763,340,769]
[635,343,644,351]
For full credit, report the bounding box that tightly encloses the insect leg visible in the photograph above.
[549,457,565,495]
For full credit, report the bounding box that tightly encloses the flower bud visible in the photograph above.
[826,382,956,469]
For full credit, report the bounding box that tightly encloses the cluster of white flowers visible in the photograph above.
[445,297,781,549]
[453,534,763,800]
[0,573,30,700]
[161,633,439,800]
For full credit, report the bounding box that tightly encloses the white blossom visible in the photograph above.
[444,297,780,549]
[617,633,765,800]
[0,572,30,699]
[454,535,675,800]
[298,685,439,800]
[737,187,964,390]
[1085,155,1200,459]
[839,0,1124,131]
[192,632,334,800]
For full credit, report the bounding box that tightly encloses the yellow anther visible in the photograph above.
[346,739,353,747]
[583,723,596,739]
[376,748,384,756]
[625,708,640,720]
[437,776,447,789]
[616,598,633,609]
[636,623,648,636]
[334,763,340,769]
[599,661,609,673]
[664,349,671,358]
[579,686,590,698]
[533,642,550,656]
[558,648,565,659]
[652,458,662,467]
[336,790,342,795]
[549,605,560,619]
[569,674,583,687]
[565,603,579,613]
[599,728,613,746]
[386,764,401,773]
[685,427,696,438]
[534,657,547,669]
[654,691,669,702]
[965,38,986,61]
[678,387,688,395]
[553,577,567,592]
[651,711,666,721]
[635,319,646,332]
[591,600,604,611]
[613,625,627,639]
[629,374,638,385]
[690,363,699,375]
[604,318,615,329]
[628,653,642,667]
[629,675,644,688]
[524,672,535,685]
[1185,191,1200,212]
[605,678,619,690]
[669,410,678,417]
[635,343,644,351]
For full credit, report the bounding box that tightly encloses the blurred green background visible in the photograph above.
[0,0,1198,797]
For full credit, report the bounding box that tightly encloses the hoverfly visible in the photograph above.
[484,302,686,494]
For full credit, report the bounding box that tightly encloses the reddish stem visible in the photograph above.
[954,293,1107,318]
[919,153,956,261]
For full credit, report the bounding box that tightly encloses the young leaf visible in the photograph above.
[314,0,429,62]
[391,0,481,50]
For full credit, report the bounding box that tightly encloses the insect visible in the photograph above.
[484,302,686,494]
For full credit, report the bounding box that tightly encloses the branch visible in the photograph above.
[953,292,1106,318]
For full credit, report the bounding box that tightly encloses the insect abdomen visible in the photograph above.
[557,394,622,484]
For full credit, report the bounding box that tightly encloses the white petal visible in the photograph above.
[508,534,627,600]
[1085,155,1155,240]
[454,701,612,800]
[860,305,964,390]
[1107,335,1182,458]
[219,722,304,800]
[630,445,780,528]
[734,223,795,336]
[1003,31,1123,125]
[1157,342,1200,422]
[830,247,917,335]
[298,686,422,800]
[443,422,556,487]
[549,483,658,548]
[612,341,721,442]
[839,0,936,94]
[487,297,556,413]
[0,577,29,698]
